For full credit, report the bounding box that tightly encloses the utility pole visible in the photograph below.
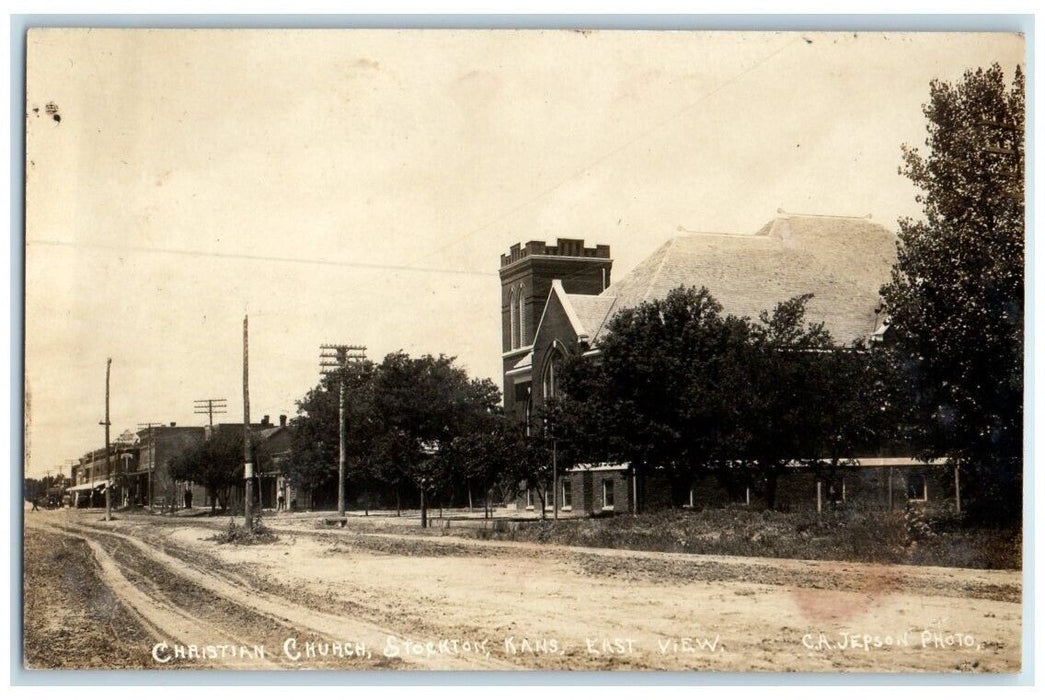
[101,358,112,521]
[888,467,894,511]
[543,417,559,520]
[137,422,164,512]
[193,398,228,427]
[420,477,428,529]
[320,343,367,517]
[552,438,558,520]
[243,316,253,531]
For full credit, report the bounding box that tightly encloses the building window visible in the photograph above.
[518,285,525,346]
[509,289,519,349]
[907,474,927,502]
[602,479,615,510]
[542,350,564,400]
[562,479,572,509]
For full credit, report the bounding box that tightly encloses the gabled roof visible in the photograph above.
[506,351,534,376]
[257,426,286,441]
[594,214,896,344]
[563,294,617,340]
[536,280,617,345]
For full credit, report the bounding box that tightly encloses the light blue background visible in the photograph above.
[9,12,1035,687]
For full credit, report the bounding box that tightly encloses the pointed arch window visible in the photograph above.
[524,393,533,436]
[542,348,565,400]
[517,285,526,347]
[509,288,519,349]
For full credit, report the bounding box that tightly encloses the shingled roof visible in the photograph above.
[593,214,897,344]
[564,294,617,340]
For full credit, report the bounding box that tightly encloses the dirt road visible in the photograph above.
[22,508,1022,672]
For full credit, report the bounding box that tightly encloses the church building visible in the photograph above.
[500,213,952,515]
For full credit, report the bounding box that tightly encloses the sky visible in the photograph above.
[23,29,1025,478]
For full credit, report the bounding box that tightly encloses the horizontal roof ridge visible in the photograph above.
[674,227,762,238]
[775,209,875,221]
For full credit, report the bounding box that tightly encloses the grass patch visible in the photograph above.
[464,505,1020,569]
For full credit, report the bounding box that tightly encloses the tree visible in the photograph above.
[549,287,742,506]
[441,411,519,517]
[24,477,48,502]
[554,288,896,511]
[729,294,836,509]
[545,352,635,474]
[288,359,378,508]
[801,339,905,473]
[169,426,269,514]
[290,351,502,519]
[553,286,754,507]
[881,64,1024,521]
[731,295,904,510]
[369,352,500,525]
[513,431,554,517]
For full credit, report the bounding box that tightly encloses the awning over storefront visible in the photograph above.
[66,479,112,493]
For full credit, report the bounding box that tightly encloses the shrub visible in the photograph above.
[209,514,278,545]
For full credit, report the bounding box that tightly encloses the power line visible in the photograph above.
[28,238,496,278]
[319,344,368,377]
[404,35,806,268]
[30,37,804,283]
[193,398,228,428]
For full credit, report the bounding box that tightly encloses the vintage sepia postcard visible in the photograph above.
[21,26,1026,676]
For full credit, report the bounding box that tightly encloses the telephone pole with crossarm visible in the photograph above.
[320,344,367,517]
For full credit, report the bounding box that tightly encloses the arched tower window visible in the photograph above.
[509,288,519,349]
[524,393,533,436]
[517,284,526,347]
[542,348,564,400]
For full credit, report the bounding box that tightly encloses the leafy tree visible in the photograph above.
[553,286,753,506]
[440,411,520,517]
[545,352,635,475]
[881,63,1024,521]
[730,294,836,509]
[169,426,270,513]
[554,288,896,511]
[24,478,47,502]
[288,359,378,507]
[801,340,906,472]
[724,295,900,509]
[369,352,500,525]
[289,351,501,520]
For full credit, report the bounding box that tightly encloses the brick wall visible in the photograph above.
[568,469,631,515]
[149,427,206,508]
[519,464,956,517]
[500,239,611,419]
[686,465,957,512]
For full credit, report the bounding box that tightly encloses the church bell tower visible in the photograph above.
[498,238,612,420]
